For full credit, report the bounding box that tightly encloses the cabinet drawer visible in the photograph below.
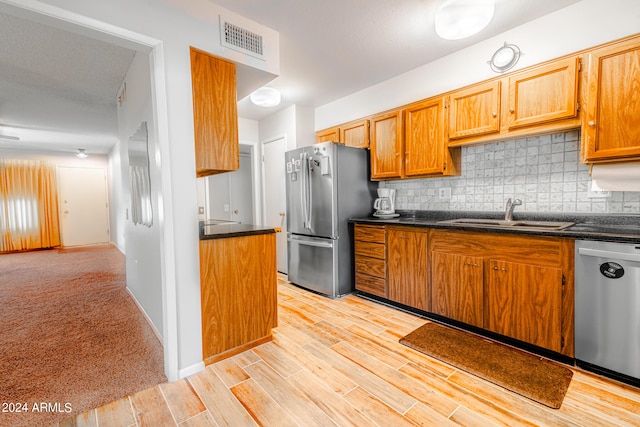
[354,224,385,243]
[355,240,385,259]
[355,273,386,298]
[355,256,385,278]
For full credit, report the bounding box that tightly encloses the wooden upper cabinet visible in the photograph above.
[404,97,458,177]
[582,37,640,162]
[370,110,404,180]
[190,47,239,177]
[448,80,501,140]
[341,119,370,148]
[316,126,341,144]
[504,57,580,130]
[387,227,428,311]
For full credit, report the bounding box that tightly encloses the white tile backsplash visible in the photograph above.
[382,131,640,214]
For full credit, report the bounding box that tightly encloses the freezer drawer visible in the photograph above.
[287,235,338,297]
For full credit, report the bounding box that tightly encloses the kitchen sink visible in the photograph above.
[437,218,575,230]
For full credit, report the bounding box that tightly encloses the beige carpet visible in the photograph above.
[0,245,166,427]
[400,322,573,409]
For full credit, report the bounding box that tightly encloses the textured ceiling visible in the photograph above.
[0,0,580,153]
[213,0,581,121]
[0,11,135,154]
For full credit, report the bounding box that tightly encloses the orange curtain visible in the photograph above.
[0,159,61,252]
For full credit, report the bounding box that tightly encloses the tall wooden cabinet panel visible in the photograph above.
[387,227,428,311]
[190,47,239,177]
[504,57,580,130]
[431,251,483,328]
[485,259,563,353]
[404,97,458,177]
[448,80,501,140]
[341,119,370,148]
[582,37,640,162]
[200,233,278,363]
[370,110,404,180]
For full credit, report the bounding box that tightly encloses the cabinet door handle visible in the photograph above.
[464,262,480,267]
[492,266,509,272]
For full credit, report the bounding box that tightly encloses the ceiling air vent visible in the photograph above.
[220,16,265,60]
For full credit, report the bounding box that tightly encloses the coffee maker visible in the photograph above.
[373,188,398,218]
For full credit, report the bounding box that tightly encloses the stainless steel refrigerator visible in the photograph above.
[285,141,376,297]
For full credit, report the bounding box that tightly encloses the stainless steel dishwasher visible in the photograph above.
[575,240,640,386]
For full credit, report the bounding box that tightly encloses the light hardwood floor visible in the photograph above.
[57,276,640,427]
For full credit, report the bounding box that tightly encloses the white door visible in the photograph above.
[205,151,254,224]
[58,166,110,247]
[230,152,254,224]
[263,137,287,273]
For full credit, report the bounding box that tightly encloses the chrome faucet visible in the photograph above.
[504,198,522,221]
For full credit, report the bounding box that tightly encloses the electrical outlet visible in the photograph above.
[224,204,230,212]
[439,187,451,201]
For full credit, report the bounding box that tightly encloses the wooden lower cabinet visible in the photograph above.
[429,229,574,357]
[387,226,428,311]
[431,251,483,327]
[200,233,278,364]
[354,224,386,297]
[485,259,563,353]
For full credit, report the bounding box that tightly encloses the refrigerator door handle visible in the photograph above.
[300,152,313,230]
[287,236,333,249]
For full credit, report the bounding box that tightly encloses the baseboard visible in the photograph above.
[179,361,205,379]
[126,288,163,345]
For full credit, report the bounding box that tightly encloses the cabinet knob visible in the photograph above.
[492,112,497,117]
[588,120,596,127]
[396,153,400,157]
[509,108,515,114]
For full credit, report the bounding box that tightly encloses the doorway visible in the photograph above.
[262,136,287,273]
[204,144,256,224]
[58,166,110,247]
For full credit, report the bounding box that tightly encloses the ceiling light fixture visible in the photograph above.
[0,134,20,141]
[76,148,88,159]
[435,0,495,40]
[249,86,281,107]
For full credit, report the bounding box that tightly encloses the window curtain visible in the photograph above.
[0,159,61,252]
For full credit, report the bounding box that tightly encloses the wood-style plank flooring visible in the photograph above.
[57,276,640,427]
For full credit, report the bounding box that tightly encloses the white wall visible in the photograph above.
[259,104,315,150]
[316,0,640,129]
[116,51,164,341]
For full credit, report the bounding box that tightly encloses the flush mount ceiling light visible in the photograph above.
[249,86,281,107]
[76,148,88,159]
[0,134,20,141]
[489,42,521,73]
[435,0,495,40]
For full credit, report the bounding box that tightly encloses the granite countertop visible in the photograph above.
[350,210,640,244]
[199,220,276,240]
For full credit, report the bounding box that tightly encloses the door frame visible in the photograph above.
[2,2,180,382]
[261,134,288,273]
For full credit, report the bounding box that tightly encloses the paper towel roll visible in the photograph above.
[591,162,640,192]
